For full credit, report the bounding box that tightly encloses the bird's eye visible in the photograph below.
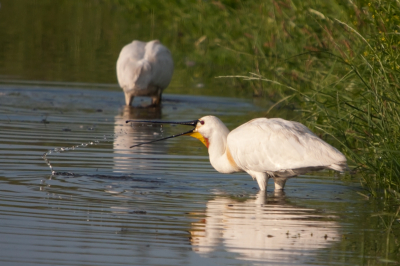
[199,120,205,125]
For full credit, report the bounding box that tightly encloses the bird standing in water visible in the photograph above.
[127,116,347,191]
[116,40,173,106]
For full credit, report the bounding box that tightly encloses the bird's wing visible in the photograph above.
[144,40,174,89]
[116,41,151,90]
[227,118,346,173]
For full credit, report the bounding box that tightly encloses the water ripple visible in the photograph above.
[0,84,373,265]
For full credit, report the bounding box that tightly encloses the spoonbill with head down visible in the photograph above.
[116,40,174,106]
[126,116,348,191]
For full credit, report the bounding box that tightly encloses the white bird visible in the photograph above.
[127,116,348,191]
[116,40,174,106]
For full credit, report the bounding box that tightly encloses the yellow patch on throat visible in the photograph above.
[184,132,209,148]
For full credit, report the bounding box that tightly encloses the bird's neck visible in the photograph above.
[208,127,241,174]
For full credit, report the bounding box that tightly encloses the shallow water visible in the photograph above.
[1,82,398,265]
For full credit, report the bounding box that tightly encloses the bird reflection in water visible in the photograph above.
[190,191,339,264]
[113,105,164,173]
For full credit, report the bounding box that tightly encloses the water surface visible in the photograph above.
[1,83,396,265]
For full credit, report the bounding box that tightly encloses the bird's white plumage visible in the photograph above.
[116,40,174,105]
[228,118,346,176]
[193,116,347,191]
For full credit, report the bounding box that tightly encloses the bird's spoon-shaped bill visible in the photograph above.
[125,119,207,148]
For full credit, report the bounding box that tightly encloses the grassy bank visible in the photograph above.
[234,0,400,198]
[296,1,400,198]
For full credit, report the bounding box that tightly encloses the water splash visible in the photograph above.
[42,122,165,175]
[42,132,121,175]
[42,141,98,175]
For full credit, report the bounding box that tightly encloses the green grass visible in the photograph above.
[238,0,400,198]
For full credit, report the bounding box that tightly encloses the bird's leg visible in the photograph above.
[273,177,287,190]
[247,171,269,191]
[151,89,162,106]
[124,91,134,106]
[256,174,269,191]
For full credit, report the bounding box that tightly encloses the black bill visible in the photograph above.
[126,119,199,148]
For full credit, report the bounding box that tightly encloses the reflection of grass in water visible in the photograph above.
[373,206,400,263]
[333,201,400,264]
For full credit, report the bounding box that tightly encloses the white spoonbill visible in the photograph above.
[116,40,174,106]
[126,116,348,191]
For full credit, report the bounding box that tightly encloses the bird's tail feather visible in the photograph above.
[329,161,348,172]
